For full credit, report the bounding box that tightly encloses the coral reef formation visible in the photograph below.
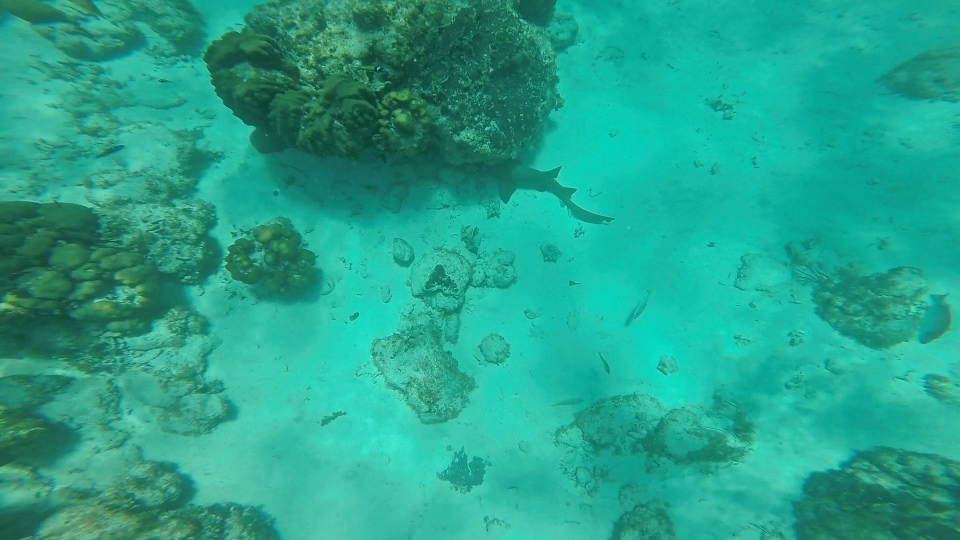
[370,321,476,424]
[224,218,319,298]
[793,447,960,539]
[0,201,164,336]
[205,0,563,164]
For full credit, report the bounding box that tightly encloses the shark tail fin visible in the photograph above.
[498,181,518,203]
[547,167,577,199]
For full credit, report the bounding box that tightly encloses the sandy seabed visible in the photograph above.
[2,0,959,538]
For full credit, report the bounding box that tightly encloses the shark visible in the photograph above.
[496,163,615,224]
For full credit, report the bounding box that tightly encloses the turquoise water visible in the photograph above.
[1,0,958,538]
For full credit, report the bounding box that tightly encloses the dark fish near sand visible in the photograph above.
[94,144,124,158]
[551,398,584,407]
[0,0,70,24]
[624,289,652,327]
[918,294,952,344]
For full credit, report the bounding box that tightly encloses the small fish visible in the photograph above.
[624,289,652,327]
[359,65,390,75]
[94,144,124,158]
[551,398,584,407]
[0,0,70,24]
[598,352,611,374]
[919,294,952,344]
[68,0,103,18]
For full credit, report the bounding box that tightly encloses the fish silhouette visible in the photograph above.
[919,294,952,344]
[497,164,614,224]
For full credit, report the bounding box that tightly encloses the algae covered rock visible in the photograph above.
[103,460,192,511]
[0,406,65,464]
[793,447,960,539]
[208,0,563,163]
[612,501,676,540]
[224,218,319,298]
[812,265,928,350]
[556,393,754,474]
[371,322,476,424]
[557,394,667,456]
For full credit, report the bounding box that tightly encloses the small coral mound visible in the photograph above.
[224,218,319,297]
[0,201,163,335]
[793,447,960,539]
[478,333,510,365]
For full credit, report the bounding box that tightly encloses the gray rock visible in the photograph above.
[540,243,562,263]
[478,334,510,365]
[408,248,474,312]
[371,322,475,424]
[392,238,415,267]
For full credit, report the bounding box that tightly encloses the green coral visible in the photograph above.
[376,89,433,157]
[0,201,162,337]
[203,30,288,71]
[295,75,380,157]
[203,30,300,129]
[224,218,319,298]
